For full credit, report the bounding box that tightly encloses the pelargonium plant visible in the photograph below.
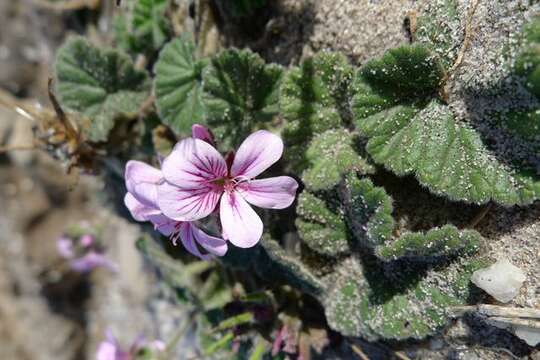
[96,330,165,360]
[57,225,117,273]
[17,0,538,358]
[125,124,298,258]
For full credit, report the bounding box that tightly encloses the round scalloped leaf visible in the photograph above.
[353,45,540,205]
[303,129,373,191]
[154,35,208,134]
[55,37,151,142]
[296,191,350,257]
[280,52,356,171]
[340,174,394,248]
[375,225,480,261]
[258,237,324,296]
[415,0,460,69]
[322,256,485,341]
[202,48,283,147]
[504,17,540,142]
[515,17,540,98]
[132,0,171,52]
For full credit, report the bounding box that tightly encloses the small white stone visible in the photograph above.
[514,325,540,346]
[471,258,526,303]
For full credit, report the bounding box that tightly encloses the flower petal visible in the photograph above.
[179,223,214,260]
[220,191,263,248]
[237,176,298,209]
[161,138,227,188]
[231,130,283,178]
[125,160,162,208]
[96,341,118,360]
[157,181,222,221]
[124,193,161,222]
[57,236,74,259]
[146,214,180,236]
[192,124,215,145]
[187,222,228,256]
[70,252,118,273]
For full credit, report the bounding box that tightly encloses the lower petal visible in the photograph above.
[237,176,298,209]
[220,191,263,248]
[188,223,228,256]
[157,181,222,221]
[146,214,179,237]
[179,223,214,260]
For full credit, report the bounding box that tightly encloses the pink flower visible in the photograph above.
[96,330,165,360]
[157,129,298,248]
[123,160,227,260]
[57,233,117,273]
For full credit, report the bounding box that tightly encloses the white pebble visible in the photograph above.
[471,258,526,303]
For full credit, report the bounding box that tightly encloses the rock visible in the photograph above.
[471,258,526,303]
[514,326,540,347]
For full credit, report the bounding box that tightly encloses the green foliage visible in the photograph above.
[154,35,208,134]
[302,129,373,191]
[132,0,170,51]
[258,238,324,296]
[296,191,350,257]
[415,0,460,68]
[376,225,480,261]
[55,37,151,142]
[203,48,283,147]
[322,256,485,341]
[229,0,267,17]
[298,170,483,262]
[353,45,540,205]
[503,17,540,141]
[280,52,356,171]
[114,0,170,54]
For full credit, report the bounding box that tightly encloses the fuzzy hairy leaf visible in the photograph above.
[55,37,150,142]
[322,256,486,341]
[515,17,540,99]
[203,48,283,147]
[353,45,540,205]
[302,129,372,191]
[296,191,350,257]
[154,35,207,134]
[132,0,170,52]
[504,17,540,141]
[258,238,324,296]
[376,225,480,261]
[280,52,356,171]
[415,0,460,68]
[298,170,484,261]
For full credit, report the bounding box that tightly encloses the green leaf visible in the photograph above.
[212,312,254,332]
[248,339,268,360]
[132,0,170,52]
[296,191,350,257]
[55,37,151,142]
[353,45,540,205]
[298,171,484,261]
[415,0,460,69]
[229,0,267,17]
[376,225,480,261]
[504,17,540,141]
[258,238,324,296]
[203,48,283,147]
[154,35,208,134]
[302,129,373,191]
[322,256,486,341]
[280,52,356,171]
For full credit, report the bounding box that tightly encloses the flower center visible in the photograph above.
[212,176,250,193]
